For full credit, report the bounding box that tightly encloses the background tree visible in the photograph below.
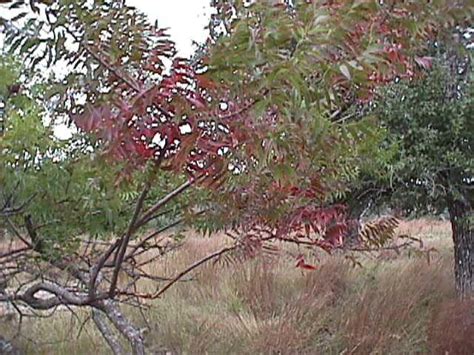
[370,54,473,296]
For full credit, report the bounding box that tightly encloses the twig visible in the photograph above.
[124,218,184,262]
[109,184,150,297]
[123,245,237,300]
[0,247,30,260]
[135,176,203,228]
[4,217,33,248]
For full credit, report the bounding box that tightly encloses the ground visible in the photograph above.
[1,218,473,354]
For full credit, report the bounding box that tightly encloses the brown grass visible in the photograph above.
[428,298,474,355]
[1,218,471,354]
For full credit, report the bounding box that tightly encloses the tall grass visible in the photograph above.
[1,218,472,354]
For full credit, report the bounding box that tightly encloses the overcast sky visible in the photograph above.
[127,0,212,57]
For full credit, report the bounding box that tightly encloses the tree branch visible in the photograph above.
[109,184,150,297]
[123,245,237,300]
[92,309,126,355]
[135,177,202,229]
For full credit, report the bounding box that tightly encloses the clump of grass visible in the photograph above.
[336,257,454,354]
[428,298,474,354]
[2,219,471,354]
[0,309,111,355]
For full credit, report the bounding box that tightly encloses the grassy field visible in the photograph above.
[1,218,473,354]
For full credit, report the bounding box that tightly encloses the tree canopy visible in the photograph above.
[375,57,472,213]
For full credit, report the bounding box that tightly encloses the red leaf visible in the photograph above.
[415,56,433,70]
[324,223,347,246]
[186,92,206,109]
[197,75,217,89]
[295,255,317,271]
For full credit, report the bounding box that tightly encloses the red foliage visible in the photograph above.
[277,205,347,241]
[72,32,260,182]
[71,0,451,256]
[295,254,317,271]
[314,0,442,103]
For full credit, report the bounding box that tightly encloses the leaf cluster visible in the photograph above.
[373,56,473,214]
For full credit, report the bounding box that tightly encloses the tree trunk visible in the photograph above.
[343,189,375,248]
[97,301,146,355]
[92,309,126,355]
[446,193,473,298]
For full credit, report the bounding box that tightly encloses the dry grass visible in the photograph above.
[1,218,472,354]
[428,298,474,355]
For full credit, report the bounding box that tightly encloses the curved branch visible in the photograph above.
[2,282,93,310]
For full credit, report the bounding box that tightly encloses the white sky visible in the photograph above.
[126,0,212,57]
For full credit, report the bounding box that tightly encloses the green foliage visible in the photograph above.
[1,1,218,258]
[374,57,473,214]
[2,0,166,119]
[197,0,457,232]
[1,2,471,350]
[0,56,190,257]
[0,56,20,97]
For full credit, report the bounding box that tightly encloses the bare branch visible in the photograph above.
[4,217,33,248]
[93,309,126,355]
[1,282,94,310]
[124,217,184,262]
[124,245,237,300]
[135,176,202,229]
[109,184,151,297]
[97,301,145,355]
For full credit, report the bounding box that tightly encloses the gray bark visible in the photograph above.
[98,301,145,355]
[0,336,23,355]
[93,309,126,355]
